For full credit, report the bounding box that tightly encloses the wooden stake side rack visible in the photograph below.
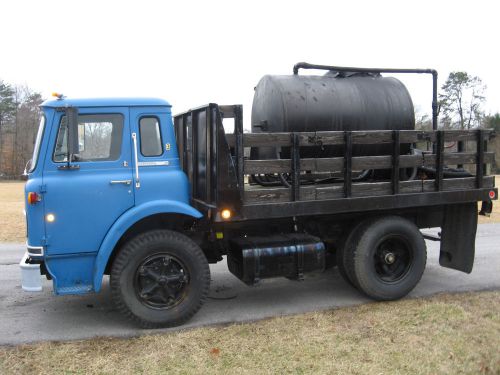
[174,104,496,222]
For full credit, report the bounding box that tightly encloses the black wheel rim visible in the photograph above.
[134,253,190,309]
[373,235,413,283]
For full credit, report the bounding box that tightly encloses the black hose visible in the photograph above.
[278,173,291,188]
[251,174,280,186]
[419,166,473,179]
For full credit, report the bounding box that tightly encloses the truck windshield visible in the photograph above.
[28,115,45,173]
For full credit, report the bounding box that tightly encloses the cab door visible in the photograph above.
[129,106,190,206]
[42,107,134,255]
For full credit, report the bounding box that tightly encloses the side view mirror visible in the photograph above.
[66,107,79,157]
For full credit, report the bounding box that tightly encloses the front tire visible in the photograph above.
[346,216,427,301]
[110,230,210,328]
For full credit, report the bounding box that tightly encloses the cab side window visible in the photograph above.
[53,114,123,162]
[139,117,163,157]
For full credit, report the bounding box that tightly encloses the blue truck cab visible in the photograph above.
[25,97,202,300]
[21,64,498,328]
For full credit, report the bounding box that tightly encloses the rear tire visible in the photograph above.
[346,216,427,301]
[110,230,210,328]
[336,221,367,288]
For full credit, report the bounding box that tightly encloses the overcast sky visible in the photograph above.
[1,0,498,126]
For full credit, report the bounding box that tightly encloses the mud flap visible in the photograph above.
[440,202,477,273]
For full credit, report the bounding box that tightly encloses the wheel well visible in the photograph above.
[104,213,197,275]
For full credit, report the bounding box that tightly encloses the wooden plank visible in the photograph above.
[299,130,426,145]
[246,158,346,174]
[243,133,292,147]
[400,180,424,194]
[244,153,493,175]
[413,130,495,143]
[351,155,423,171]
[444,130,483,142]
[352,156,392,170]
[350,180,423,197]
[315,185,344,200]
[352,131,393,144]
[423,176,494,192]
[299,130,414,145]
[297,131,344,146]
[232,129,495,149]
[244,187,290,203]
[352,181,391,197]
[244,185,316,203]
[304,154,423,171]
[301,157,344,172]
[244,176,494,203]
[400,130,422,143]
[246,154,427,175]
[244,159,290,174]
[424,152,495,166]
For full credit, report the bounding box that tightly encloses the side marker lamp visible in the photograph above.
[27,192,41,205]
[46,214,55,223]
[51,92,64,100]
[221,209,232,220]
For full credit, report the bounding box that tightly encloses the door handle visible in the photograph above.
[132,132,140,188]
[110,180,132,185]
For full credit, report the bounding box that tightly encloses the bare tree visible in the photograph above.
[14,87,43,174]
[439,72,486,129]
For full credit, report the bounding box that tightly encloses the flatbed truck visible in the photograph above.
[21,64,497,327]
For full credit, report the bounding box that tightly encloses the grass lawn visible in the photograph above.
[0,291,499,374]
[0,182,25,243]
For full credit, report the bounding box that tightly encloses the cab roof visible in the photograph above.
[41,97,171,108]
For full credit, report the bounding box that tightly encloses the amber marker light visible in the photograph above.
[221,209,232,220]
[46,213,56,223]
[51,92,64,100]
[27,192,41,205]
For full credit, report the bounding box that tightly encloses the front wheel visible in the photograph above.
[347,216,427,301]
[110,230,210,328]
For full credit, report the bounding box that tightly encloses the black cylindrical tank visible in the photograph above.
[251,72,415,159]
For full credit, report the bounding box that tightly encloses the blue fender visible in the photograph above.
[93,200,202,291]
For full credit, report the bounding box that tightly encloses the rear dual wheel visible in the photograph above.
[111,230,210,328]
[337,216,426,301]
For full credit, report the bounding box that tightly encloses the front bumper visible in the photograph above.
[19,252,42,292]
